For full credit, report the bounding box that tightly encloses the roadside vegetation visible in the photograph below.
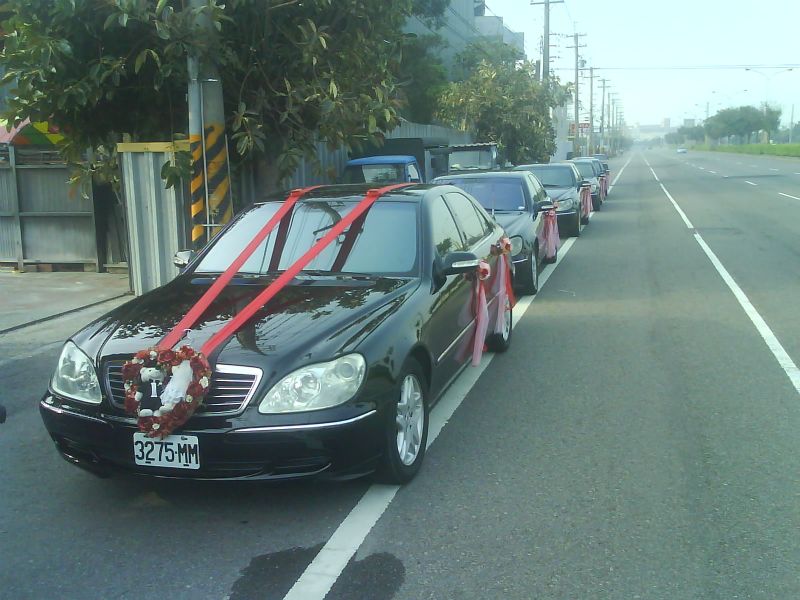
[692,143,800,158]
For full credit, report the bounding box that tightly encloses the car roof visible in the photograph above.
[434,170,528,180]
[346,155,416,166]
[258,183,461,205]
[515,163,571,169]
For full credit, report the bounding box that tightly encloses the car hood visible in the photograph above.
[73,275,419,370]
[493,212,534,239]
[544,186,575,200]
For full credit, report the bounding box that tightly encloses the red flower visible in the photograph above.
[187,381,204,398]
[189,355,207,373]
[158,350,176,365]
[179,345,195,359]
[121,362,142,381]
[135,350,151,361]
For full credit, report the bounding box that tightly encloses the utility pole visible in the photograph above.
[588,67,594,153]
[790,104,795,144]
[187,0,233,250]
[566,32,586,155]
[600,78,608,151]
[531,0,564,83]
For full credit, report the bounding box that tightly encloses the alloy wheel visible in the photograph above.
[396,374,424,466]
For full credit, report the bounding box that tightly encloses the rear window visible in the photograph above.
[439,178,526,212]
[196,200,418,275]
[342,164,404,184]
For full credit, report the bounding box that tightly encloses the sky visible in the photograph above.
[485,0,800,128]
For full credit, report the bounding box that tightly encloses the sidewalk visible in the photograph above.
[0,271,131,333]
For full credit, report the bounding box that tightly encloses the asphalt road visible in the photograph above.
[2,149,800,599]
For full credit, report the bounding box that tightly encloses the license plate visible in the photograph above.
[132,432,200,469]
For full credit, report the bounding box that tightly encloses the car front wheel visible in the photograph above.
[377,359,429,484]
[517,249,539,295]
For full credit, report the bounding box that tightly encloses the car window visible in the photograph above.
[527,165,575,187]
[407,163,421,182]
[527,173,546,203]
[341,164,403,184]
[429,195,465,257]
[444,192,490,247]
[195,199,419,275]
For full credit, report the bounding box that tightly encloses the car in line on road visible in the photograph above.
[512,162,584,238]
[40,184,514,484]
[432,171,550,294]
[677,147,688,154]
[571,158,605,210]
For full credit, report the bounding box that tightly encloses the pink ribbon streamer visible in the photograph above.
[540,209,561,260]
[471,260,491,366]
[492,254,509,335]
[580,186,592,219]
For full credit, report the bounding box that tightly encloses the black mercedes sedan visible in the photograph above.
[40,184,514,484]
[513,162,585,237]
[433,171,549,295]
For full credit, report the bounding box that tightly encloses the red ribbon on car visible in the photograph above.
[159,183,413,357]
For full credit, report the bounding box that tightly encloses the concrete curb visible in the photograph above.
[0,293,133,335]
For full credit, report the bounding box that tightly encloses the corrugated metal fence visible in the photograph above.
[0,146,98,271]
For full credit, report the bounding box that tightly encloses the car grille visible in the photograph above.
[104,361,262,416]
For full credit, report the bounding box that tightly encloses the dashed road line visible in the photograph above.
[770,168,779,171]
[609,154,633,193]
[779,192,800,201]
[745,181,758,186]
[654,179,800,397]
[709,170,717,174]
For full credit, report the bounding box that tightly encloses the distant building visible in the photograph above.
[662,118,671,129]
[404,0,525,81]
[683,119,696,128]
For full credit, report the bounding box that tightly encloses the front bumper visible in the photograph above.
[40,394,384,481]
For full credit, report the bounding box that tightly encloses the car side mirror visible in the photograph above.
[173,250,195,268]
[537,202,555,212]
[441,251,480,276]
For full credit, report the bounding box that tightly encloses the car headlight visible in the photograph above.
[51,341,102,404]
[509,235,524,256]
[258,353,366,414]
[591,183,598,193]
[557,197,574,210]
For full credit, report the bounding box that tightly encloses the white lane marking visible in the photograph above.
[655,182,800,396]
[708,170,717,174]
[608,154,633,192]
[649,167,660,181]
[749,164,758,168]
[745,181,758,186]
[794,172,800,175]
[779,192,800,200]
[770,168,779,171]
[693,234,800,395]
[282,229,585,600]
[659,183,694,228]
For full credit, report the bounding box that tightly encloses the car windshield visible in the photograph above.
[572,162,596,179]
[524,165,575,187]
[440,178,526,211]
[195,199,418,275]
[341,164,404,184]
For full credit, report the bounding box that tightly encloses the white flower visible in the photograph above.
[199,376,209,388]
[124,382,131,391]
[185,395,193,403]
[154,409,162,417]
[152,423,160,430]
[150,351,157,359]
[132,358,143,365]
[134,391,143,402]
[160,404,173,413]
[139,409,153,417]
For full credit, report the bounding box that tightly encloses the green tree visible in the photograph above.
[396,34,447,124]
[1,0,448,189]
[435,41,564,164]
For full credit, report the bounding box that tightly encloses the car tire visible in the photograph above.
[571,211,581,237]
[518,249,539,295]
[592,194,601,211]
[376,359,429,485]
[486,295,513,353]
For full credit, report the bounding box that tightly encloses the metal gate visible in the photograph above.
[0,145,99,271]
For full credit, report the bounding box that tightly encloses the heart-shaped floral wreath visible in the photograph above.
[121,346,212,439]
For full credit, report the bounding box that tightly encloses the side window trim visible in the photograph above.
[430,194,467,257]
[444,192,494,250]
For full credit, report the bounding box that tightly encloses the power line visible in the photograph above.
[551,63,800,71]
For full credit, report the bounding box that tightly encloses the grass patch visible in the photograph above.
[694,143,800,157]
